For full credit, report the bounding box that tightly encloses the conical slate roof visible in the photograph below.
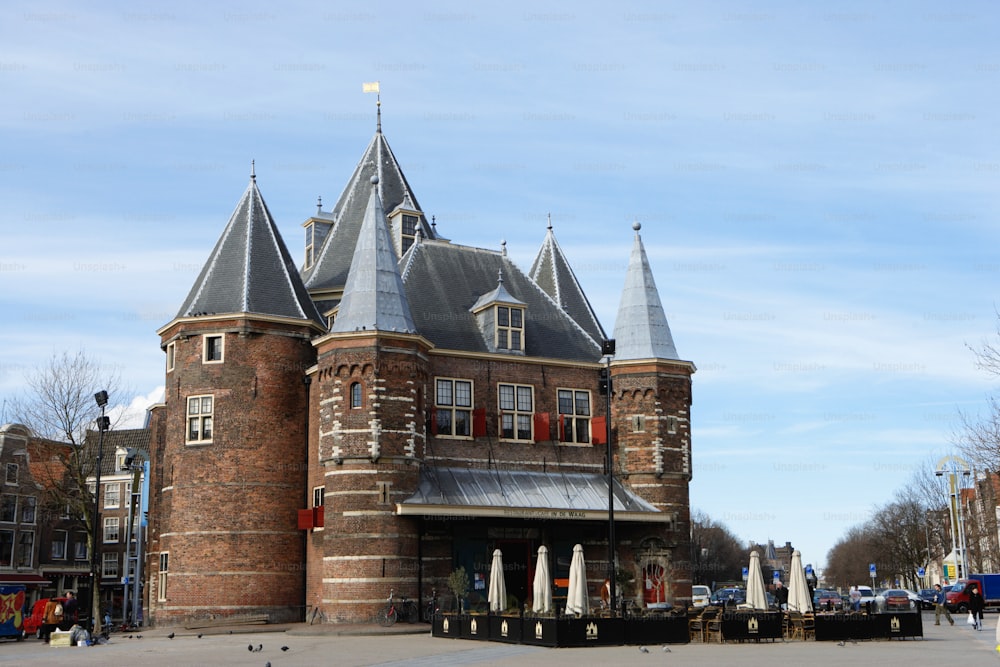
[176,174,324,326]
[529,220,606,344]
[330,177,417,334]
[611,223,679,360]
[303,128,436,292]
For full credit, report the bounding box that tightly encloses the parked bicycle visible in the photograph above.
[425,588,439,621]
[376,589,418,626]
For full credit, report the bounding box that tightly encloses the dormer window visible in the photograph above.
[496,306,524,351]
[304,222,316,270]
[388,207,422,257]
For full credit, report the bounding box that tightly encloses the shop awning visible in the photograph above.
[397,466,673,523]
[0,574,51,585]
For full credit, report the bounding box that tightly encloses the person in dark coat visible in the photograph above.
[968,584,985,630]
[773,581,789,610]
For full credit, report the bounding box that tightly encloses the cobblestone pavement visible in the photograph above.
[0,611,997,666]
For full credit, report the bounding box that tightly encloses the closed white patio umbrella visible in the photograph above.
[488,548,507,613]
[566,544,590,616]
[787,549,813,613]
[532,545,552,613]
[746,550,768,610]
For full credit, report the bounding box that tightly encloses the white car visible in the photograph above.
[692,585,712,608]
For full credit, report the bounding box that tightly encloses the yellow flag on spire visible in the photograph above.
[362,82,380,94]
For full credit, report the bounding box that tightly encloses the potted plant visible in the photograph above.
[433,567,471,639]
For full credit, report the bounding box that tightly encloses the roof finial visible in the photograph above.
[497,267,504,284]
[363,81,381,133]
[431,215,437,232]
[547,213,552,230]
[500,238,507,257]
[633,220,642,233]
[317,195,323,214]
[250,159,256,181]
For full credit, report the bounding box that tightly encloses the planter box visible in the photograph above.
[623,614,690,645]
[432,614,463,639]
[488,615,523,643]
[553,616,625,647]
[520,617,559,647]
[460,615,487,640]
[877,611,922,639]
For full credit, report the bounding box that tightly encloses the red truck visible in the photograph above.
[945,574,1000,613]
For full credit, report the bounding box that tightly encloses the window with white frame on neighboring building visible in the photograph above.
[5,464,17,485]
[558,389,591,444]
[166,341,175,372]
[498,383,533,441]
[0,495,16,522]
[203,334,224,363]
[51,530,67,560]
[435,378,473,437]
[104,482,120,509]
[0,530,13,567]
[312,486,324,508]
[17,531,33,567]
[495,305,524,351]
[74,534,88,560]
[350,382,362,409]
[102,552,118,578]
[158,552,168,601]
[20,496,35,524]
[103,517,119,543]
[187,395,214,444]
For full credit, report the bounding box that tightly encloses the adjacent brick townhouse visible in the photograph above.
[146,112,696,626]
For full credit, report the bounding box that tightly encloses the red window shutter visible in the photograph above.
[533,412,550,442]
[297,509,315,530]
[430,408,438,435]
[591,416,607,445]
[558,415,565,442]
[314,505,325,528]
[473,408,487,437]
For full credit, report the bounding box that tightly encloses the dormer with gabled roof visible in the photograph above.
[470,266,527,355]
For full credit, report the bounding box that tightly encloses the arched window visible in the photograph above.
[350,382,362,408]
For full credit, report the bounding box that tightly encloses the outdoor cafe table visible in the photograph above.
[720,610,783,642]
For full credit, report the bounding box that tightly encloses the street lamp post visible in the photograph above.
[935,455,972,581]
[90,390,110,636]
[601,339,616,613]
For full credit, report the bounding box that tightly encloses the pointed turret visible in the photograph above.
[303,125,436,295]
[331,176,417,333]
[611,222,678,360]
[176,173,324,326]
[529,217,606,344]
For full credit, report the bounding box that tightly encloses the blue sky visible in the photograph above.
[2,1,998,571]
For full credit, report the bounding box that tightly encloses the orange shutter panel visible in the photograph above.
[473,408,487,437]
[429,408,438,435]
[591,416,607,445]
[297,509,315,530]
[314,505,325,528]
[533,412,550,442]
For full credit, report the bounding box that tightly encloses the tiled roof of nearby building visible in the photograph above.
[611,223,679,361]
[83,428,151,476]
[303,128,437,292]
[400,239,602,361]
[330,178,417,334]
[529,221,607,344]
[176,173,324,327]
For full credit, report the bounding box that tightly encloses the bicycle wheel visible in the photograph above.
[406,602,419,624]
[376,604,397,626]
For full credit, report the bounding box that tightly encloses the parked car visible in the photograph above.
[880,589,914,611]
[710,588,746,607]
[812,589,842,610]
[23,597,69,639]
[917,588,937,610]
[691,585,712,608]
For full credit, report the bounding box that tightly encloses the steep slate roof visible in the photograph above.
[176,174,325,326]
[400,239,602,361]
[302,128,436,292]
[330,178,417,334]
[529,220,607,343]
[83,428,151,476]
[611,222,679,361]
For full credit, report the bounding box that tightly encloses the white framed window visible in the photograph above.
[104,483,120,509]
[102,552,119,578]
[16,531,33,567]
[350,382,362,409]
[558,389,591,444]
[103,517,120,543]
[496,306,524,351]
[5,464,17,485]
[166,341,175,372]
[435,378,473,438]
[312,486,324,508]
[401,213,418,253]
[304,222,316,270]
[20,496,35,524]
[0,495,16,522]
[73,534,88,560]
[51,530,68,560]
[202,334,224,363]
[498,383,533,441]
[158,552,168,601]
[186,395,214,444]
[631,415,646,433]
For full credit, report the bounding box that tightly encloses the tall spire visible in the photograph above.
[611,222,679,360]
[331,175,417,334]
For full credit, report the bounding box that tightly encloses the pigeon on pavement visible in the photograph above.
[281,646,289,651]
[167,632,175,639]
[639,645,649,653]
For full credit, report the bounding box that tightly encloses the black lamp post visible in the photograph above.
[90,390,110,635]
[601,339,616,613]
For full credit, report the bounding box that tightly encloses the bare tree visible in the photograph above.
[10,349,130,635]
[689,510,746,587]
[824,525,878,589]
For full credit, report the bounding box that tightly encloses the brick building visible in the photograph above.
[146,113,696,625]
[0,424,48,599]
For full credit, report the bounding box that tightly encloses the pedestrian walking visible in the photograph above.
[969,584,985,630]
[932,583,953,626]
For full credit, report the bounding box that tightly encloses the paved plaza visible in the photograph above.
[0,612,998,666]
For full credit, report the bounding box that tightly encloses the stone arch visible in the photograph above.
[636,536,673,608]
